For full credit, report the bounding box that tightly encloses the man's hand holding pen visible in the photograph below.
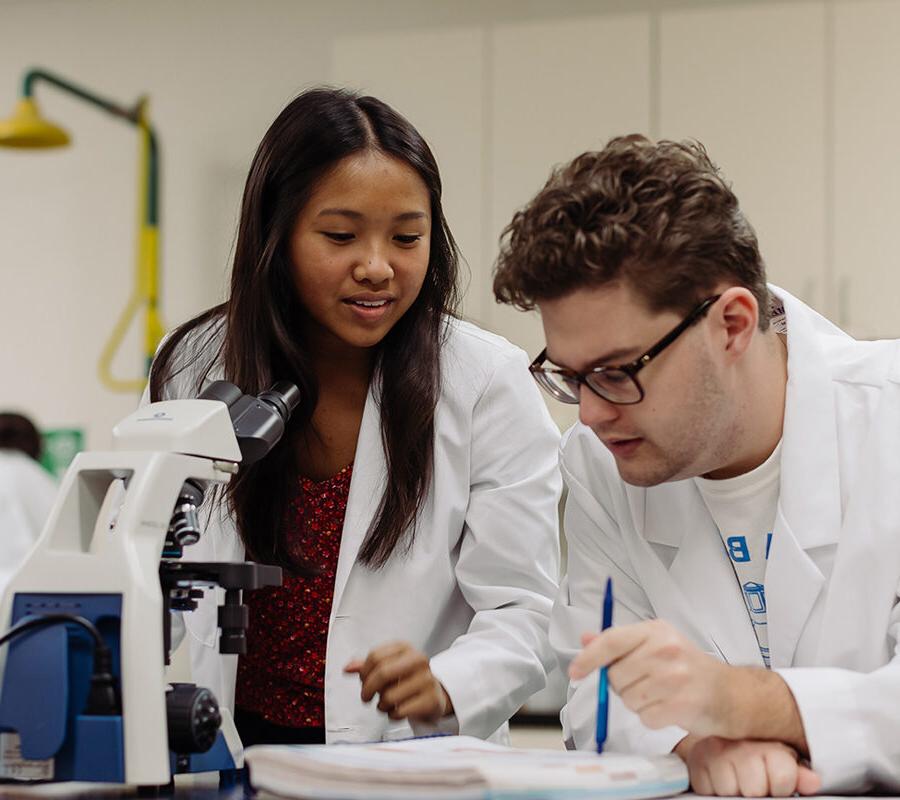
[570,618,809,749]
[571,618,820,796]
[571,618,732,738]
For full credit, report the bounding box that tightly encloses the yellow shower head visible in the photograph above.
[0,97,70,148]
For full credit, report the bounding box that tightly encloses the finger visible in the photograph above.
[707,754,740,797]
[580,631,600,647]
[356,643,415,691]
[691,765,714,796]
[796,766,821,796]
[763,746,800,797]
[569,623,651,679]
[732,747,769,798]
[394,690,444,722]
[358,641,412,678]
[631,699,677,730]
[343,659,364,674]
[360,650,428,702]
[378,670,434,712]
[614,672,659,711]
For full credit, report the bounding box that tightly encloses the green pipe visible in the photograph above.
[147,127,159,227]
[22,68,159,226]
[23,68,137,121]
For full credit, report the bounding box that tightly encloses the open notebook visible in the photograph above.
[244,735,689,800]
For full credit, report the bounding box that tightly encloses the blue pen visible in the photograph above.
[596,577,613,754]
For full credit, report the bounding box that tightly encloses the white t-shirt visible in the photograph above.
[694,441,781,668]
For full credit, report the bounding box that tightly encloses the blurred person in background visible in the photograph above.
[0,412,57,591]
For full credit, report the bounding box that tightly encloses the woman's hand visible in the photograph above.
[344,641,453,723]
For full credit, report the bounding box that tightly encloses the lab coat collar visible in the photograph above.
[330,381,386,617]
[764,288,856,665]
[775,286,844,550]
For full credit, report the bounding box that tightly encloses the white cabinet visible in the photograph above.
[833,0,900,338]
[488,12,652,429]
[328,0,900,427]
[330,13,652,430]
[331,27,487,323]
[659,2,828,315]
[488,12,652,349]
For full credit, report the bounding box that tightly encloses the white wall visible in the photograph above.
[1,0,899,444]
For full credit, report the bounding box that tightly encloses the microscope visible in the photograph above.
[0,380,299,788]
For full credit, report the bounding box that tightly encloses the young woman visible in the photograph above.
[150,88,561,747]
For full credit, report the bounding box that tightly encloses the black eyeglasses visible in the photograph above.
[530,295,721,405]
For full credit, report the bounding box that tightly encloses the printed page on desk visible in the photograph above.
[244,735,689,800]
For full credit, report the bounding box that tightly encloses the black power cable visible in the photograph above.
[0,613,120,715]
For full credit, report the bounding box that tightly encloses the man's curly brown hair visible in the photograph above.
[493,134,770,330]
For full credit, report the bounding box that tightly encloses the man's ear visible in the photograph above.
[716,287,758,361]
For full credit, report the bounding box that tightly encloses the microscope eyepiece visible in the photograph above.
[258,381,301,423]
[161,381,299,560]
[197,380,243,407]
[198,380,301,464]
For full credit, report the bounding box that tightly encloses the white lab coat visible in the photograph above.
[161,317,562,744]
[0,450,57,593]
[551,286,900,793]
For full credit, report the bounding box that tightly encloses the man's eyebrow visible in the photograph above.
[546,346,641,370]
[587,347,643,367]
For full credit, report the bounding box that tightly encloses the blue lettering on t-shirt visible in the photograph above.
[726,535,750,563]
[765,532,773,560]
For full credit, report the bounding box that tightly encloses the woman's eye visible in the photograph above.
[394,234,423,245]
[323,232,354,242]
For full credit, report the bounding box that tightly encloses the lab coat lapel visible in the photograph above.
[658,489,765,666]
[765,507,825,667]
[764,289,839,666]
[632,485,762,665]
[330,384,385,619]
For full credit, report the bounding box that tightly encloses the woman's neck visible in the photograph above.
[297,331,374,481]
[306,329,377,391]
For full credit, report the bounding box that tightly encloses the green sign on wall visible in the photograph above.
[41,428,84,479]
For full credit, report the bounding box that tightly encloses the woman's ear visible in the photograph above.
[716,287,758,361]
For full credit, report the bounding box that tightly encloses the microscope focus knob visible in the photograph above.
[166,683,222,753]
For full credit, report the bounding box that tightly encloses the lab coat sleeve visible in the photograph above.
[551,452,687,755]
[0,457,58,594]
[0,492,44,591]
[777,606,900,793]
[425,350,562,739]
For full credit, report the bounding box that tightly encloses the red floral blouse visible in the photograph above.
[235,464,352,727]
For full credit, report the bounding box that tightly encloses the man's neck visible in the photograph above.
[704,330,788,480]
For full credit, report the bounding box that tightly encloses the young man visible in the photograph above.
[493,135,900,797]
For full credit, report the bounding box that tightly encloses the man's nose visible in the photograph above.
[578,385,621,429]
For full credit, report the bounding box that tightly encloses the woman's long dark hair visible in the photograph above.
[150,88,460,571]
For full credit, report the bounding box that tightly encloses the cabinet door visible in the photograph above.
[490,12,652,429]
[659,3,827,315]
[834,0,900,338]
[331,27,487,321]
